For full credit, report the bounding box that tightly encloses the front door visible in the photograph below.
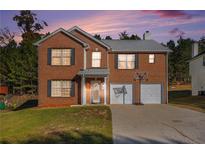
[91,81,101,104]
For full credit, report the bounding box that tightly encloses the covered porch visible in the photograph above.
[78,69,109,105]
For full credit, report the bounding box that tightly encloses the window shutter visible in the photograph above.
[47,48,52,65]
[71,48,75,65]
[135,54,139,69]
[47,80,51,97]
[203,56,205,66]
[115,54,118,69]
[70,81,75,97]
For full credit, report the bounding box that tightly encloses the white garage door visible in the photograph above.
[141,84,162,104]
[110,84,133,104]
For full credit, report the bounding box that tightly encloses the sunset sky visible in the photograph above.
[1,10,205,43]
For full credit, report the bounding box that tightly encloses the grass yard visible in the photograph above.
[0,106,112,144]
[169,96,205,113]
[169,84,205,113]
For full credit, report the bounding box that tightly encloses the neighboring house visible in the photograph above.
[34,26,171,107]
[189,42,205,96]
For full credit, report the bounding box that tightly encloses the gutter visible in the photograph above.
[166,53,169,104]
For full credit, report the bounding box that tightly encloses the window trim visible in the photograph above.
[117,54,136,70]
[92,51,101,68]
[149,54,155,64]
[50,80,73,97]
[51,48,72,66]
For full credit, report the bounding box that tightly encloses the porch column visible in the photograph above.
[104,77,107,105]
[83,48,87,69]
[81,75,86,105]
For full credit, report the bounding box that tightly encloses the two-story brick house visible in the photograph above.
[34,26,171,107]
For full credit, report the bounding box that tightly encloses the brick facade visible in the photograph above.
[37,28,168,107]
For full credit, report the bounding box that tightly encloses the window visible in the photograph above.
[51,80,72,97]
[149,54,155,63]
[118,54,135,69]
[51,49,71,65]
[92,52,101,67]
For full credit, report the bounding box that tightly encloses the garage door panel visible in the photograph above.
[110,84,133,104]
[141,84,161,104]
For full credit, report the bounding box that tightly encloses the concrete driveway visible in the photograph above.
[110,105,205,144]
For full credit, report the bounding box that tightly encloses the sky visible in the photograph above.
[0,10,205,43]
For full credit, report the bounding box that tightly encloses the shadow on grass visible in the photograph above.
[13,99,38,111]
[2,131,187,144]
[169,90,205,112]
[0,130,113,144]
[169,90,191,99]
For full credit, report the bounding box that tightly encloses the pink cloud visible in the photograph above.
[142,10,192,19]
[43,11,205,38]
[32,11,205,43]
[169,28,186,38]
[154,28,205,41]
[42,11,147,36]
[184,29,205,36]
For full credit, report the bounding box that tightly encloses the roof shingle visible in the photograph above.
[102,39,172,52]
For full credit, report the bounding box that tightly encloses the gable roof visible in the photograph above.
[67,26,111,50]
[189,51,205,62]
[34,28,88,47]
[102,39,172,52]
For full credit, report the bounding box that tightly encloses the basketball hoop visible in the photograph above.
[134,71,148,81]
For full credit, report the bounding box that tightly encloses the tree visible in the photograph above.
[0,28,17,81]
[0,28,20,93]
[167,37,194,85]
[119,31,129,40]
[0,27,16,47]
[94,34,101,40]
[167,40,179,83]
[13,10,47,43]
[0,10,48,95]
[119,31,141,40]
[199,36,205,53]
[130,34,141,40]
[176,38,192,83]
[105,36,112,40]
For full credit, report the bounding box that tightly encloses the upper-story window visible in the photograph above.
[92,52,101,67]
[118,54,135,69]
[149,54,155,63]
[51,49,72,65]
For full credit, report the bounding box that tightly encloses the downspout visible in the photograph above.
[106,47,110,105]
[166,53,169,104]
[83,46,88,70]
[82,45,89,105]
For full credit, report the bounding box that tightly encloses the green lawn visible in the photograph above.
[0,106,112,144]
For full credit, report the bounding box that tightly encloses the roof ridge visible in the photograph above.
[67,26,111,49]
[34,28,88,47]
